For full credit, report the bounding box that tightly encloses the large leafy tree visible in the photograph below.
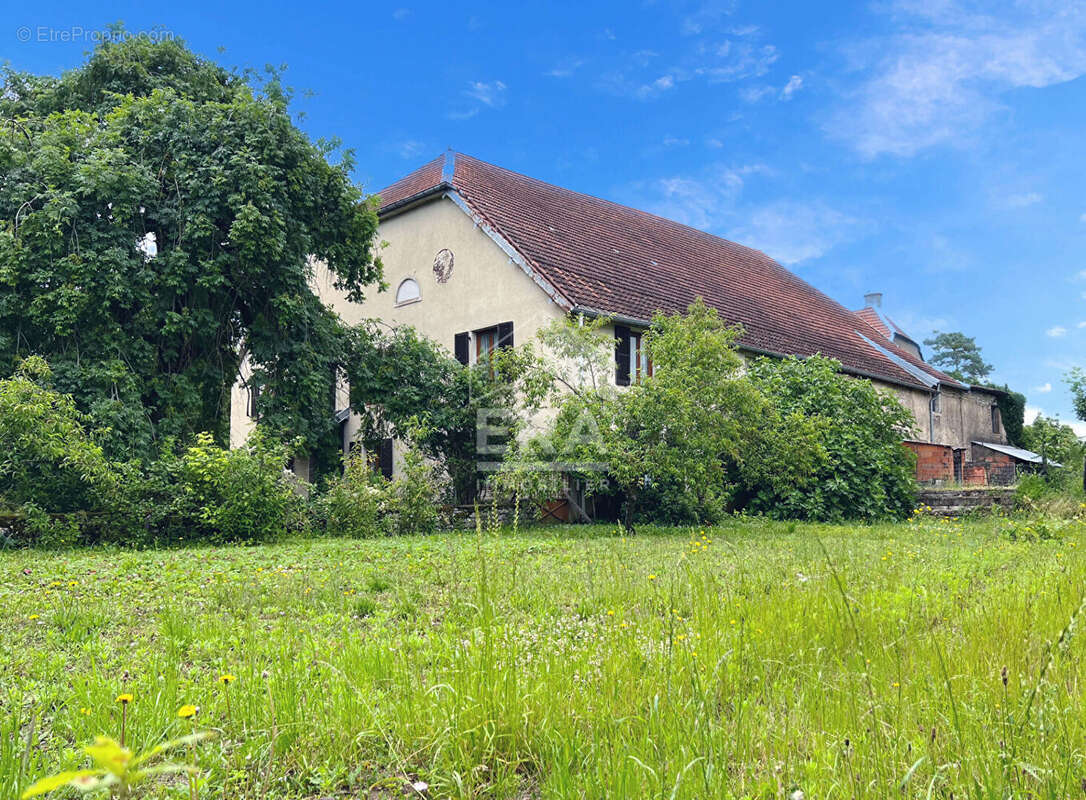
[0,35,382,461]
[923,331,993,384]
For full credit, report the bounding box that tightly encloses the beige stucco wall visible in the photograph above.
[313,195,567,353]
[229,354,255,449]
[874,379,1005,450]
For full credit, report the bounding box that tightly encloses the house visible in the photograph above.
[231,151,1009,484]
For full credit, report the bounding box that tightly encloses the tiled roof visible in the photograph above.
[855,307,891,339]
[852,307,964,388]
[377,152,954,391]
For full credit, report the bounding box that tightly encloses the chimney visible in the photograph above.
[864,292,883,308]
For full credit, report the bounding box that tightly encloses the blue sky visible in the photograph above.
[7,0,1086,431]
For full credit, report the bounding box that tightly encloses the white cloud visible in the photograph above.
[741,73,804,103]
[1033,382,1052,393]
[661,135,690,148]
[1076,269,1086,280]
[728,201,860,264]
[465,80,507,107]
[1001,191,1043,209]
[634,75,675,100]
[1046,326,1068,337]
[600,28,778,101]
[781,74,804,99]
[1078,321,1086,328]
[628,164,857,264]
[545,58,585,78]
[828,0,1086,158]
[395,140,427,159]
[1079,212,1086,223]
[392,7,411,20]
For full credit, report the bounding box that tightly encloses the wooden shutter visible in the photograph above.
[454,332,470,365]
[497,321,514,349]
[380,437,394,479]
[614,325,631,386]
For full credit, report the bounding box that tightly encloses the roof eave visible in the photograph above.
[571,305,931,392]
[378,182,451,219]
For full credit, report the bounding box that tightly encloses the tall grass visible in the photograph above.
[1,516,1084,798]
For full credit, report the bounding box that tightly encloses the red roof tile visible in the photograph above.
[378,153,954,391]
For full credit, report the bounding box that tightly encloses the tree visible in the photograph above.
[923,331,993,383]
[0,35,382,463]
[502,301,823,529]
[1068,368,1086,423]
[344,322,544,503]
[745,355,918,521]
[1021,415,1082,468]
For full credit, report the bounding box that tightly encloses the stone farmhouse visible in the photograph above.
[231,152,1009,485]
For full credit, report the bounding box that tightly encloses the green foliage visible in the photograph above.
[0,35,381,463]
[313,451,387,538]
[1068,367,1086,422]
[162,431,305,544]
[504,301,824,527]
[346,322,543,503]
[314,439,446,538]
[0,357,122,518]
[21,731,212,799]
[992,385,1026,446]
[923,331,993,383]
[745,355,918,521]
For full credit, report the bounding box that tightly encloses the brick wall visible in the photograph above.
[903,441,954,484]
[968,445,1018,487]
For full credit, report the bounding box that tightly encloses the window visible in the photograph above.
[629,331,653,383]
[615,326,653,386]
[246,383,260,418]
[991,405,1000,434]
[476,327,498,361]
[453,323,513,366]
[395,278,421,306]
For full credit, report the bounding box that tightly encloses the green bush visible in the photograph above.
[164,431,305,544]
[314,451,388,538]
[744,355,918,522]
[315,442,446,537]
[0,357,122,516]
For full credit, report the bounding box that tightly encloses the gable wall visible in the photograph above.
[313,195,567,352]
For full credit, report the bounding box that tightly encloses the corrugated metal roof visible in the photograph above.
[972,441,1062,467]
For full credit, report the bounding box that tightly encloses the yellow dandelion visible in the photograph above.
[177,704,198,719]
[79,707,91,715]
[115,693,133,704]
[606,610,615,616]
[648,574,657,581]
[219,674,236,684]
[28,614,40,620]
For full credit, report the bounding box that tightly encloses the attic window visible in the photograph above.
[395,278,421,306]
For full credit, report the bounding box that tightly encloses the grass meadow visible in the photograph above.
[2,516,1085,799]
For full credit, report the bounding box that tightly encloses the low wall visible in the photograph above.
[916,488,1016,516]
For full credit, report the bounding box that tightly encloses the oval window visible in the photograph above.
[395,278,421,305]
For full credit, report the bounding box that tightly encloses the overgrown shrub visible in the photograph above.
[315,441,447,537]
[162,431,306,544]
[314,451,388,538]
[744,355,917,522]
[0,357,122,515]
